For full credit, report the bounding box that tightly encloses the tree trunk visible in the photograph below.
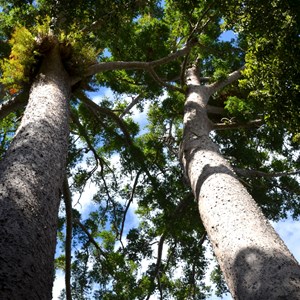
[0,45,70,299]
[181,65,300,299]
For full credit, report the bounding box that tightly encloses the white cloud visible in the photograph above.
[52,270,64,300]
[131,98,150,125]
[92,88,114,104]
[73,179,98,219]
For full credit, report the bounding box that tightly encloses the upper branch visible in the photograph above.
[119,170,142,249]
[119,94,144,119]
[76,92,159,189]
[207,66,245,95]
[0,90,29,120]
[235,168,300,178]
[77,91,132,145]
[74,219,108,257]
[146,233,167,300]
[70,109,105,171]
[83,61,149,78]
[71,39,197,85]
[148,67,183,92]
[206,105,225,115]
[149,38,197,68]
[213,119,264,130]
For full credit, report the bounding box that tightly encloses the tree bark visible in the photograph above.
[181,65,300,299]
[0,45,70,299]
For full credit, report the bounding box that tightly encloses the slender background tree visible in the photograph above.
[0,0,299,299]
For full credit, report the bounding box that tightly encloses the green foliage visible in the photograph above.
[292,133,300,144]
[210,264,229,297]
[58,27,99,74]
[55,255,66,271]
[223,0,300,132]
[0,12,100,93]
[0,112,18,159]
[0,26,36,92]
[1,0,300,299]
[0,16,53,92]
[224,95,253,120]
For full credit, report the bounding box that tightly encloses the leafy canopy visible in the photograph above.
[0,0,299,299]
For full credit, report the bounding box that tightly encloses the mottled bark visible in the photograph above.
[0,45,70,299]
[181,65,300,299]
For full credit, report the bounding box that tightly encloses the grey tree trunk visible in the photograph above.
[181,65,300,299]
[0,45,70,299]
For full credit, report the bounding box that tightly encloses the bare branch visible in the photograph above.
[146,233,167,300]
[150,38,197,68]
[213,119,263,130]
[119,170,142,249]
[81,97,131,143]
[71,39,197,85]
[83,61,149,79]
[207,66,245,94]
[70,108,119,219]
[148,67,183,92]
[235,168,300,178]
[77,91,133,145]
[200,76,211,83]
[70,110,103,163]
[77,93,161,191]
[0,90,29,120]
[120,94,143,119]
[155,234,166,299]
[62,176,73,300]
[74,219,108,257]
[206,105,225,115]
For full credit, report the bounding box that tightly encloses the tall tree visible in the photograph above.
[0,41,70,299]
[0,0,299,299]
[181,64,300,299]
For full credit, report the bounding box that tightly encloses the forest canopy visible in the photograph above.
[0,0,299,299]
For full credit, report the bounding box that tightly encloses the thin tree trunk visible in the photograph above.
[0,44,70,299]
[181,65,300,299]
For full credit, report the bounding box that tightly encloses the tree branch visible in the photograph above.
[70,109,103,163]
[62,176,73,300]
[235,168,300,178]
[119,170,142,248]
[213,119,263,130]
[74,219,108,257]
[70,109,118,220]
[146,233,167,300]
[78,92,133,145]
[207,66,245,94]
[149,38,197,68]
[77,91,161,192]
[148,67,183,92]
[187,1,215,41]
[0,90,29,120]
[119,94,143,119]
[84,61,149,78]
[206,105,225,115]
[200,76,211,83]
[71,39,197,85]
